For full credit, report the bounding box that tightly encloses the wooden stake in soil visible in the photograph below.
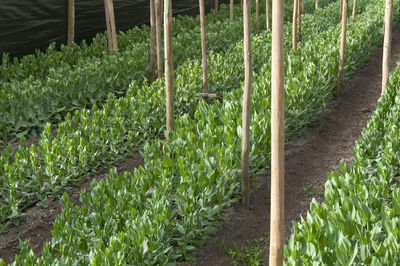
[337,0,348,95]
[150,0,156,82]
[104,0,118,55]
[269,0,285,263]
[199,0,209,96]
[292,0,299,50]
[164,0,174,140]
[382,0,393,94]
[298,0,302,41]
[67,0,75,46]
[266,0,271,31]
[256,0,260,34]
[155,0,163,78]
[230,0,234,20]
[241,0,252,208]
[352,0,357,18]
[214,0,219,11]
[315,0,319,9]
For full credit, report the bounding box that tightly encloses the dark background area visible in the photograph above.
[0,0,229,58]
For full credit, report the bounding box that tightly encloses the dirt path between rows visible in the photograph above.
[183,27,400,265]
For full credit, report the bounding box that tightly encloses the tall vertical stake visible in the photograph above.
[298,0,301,41]
[199,0,209,95]
[352,0,357,18]
[104,0,112,53]
[382,0,393,94]
[67,0,75,46]
[315,0,319,9]
[256,0,260,34]
[266,0,271,30]
[214,0,219,10]
[104,0,118,55]
[269,0,285,263]
[292,0,299,50]
[230,0,234,20]
[241,0,252,208]
[164,0,174,140]
[155,0,163,78]
[337,0,348,95]
[150,0,156,82]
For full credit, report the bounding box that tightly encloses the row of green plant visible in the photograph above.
[1,0,380,263]
[0,0,349,232]
[285,10,400,266]
[0,2,242,85]
[0,0,335,143]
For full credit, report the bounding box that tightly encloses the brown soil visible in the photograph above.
[183,28,400,265]
[0,151,144,264]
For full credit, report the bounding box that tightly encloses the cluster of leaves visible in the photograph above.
[0,0,342,232]
[285,2,400,264]
[0,0,328,143]
[0,0,381,264]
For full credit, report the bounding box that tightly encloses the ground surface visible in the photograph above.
[1,28,400,265]
[182,28,400,265]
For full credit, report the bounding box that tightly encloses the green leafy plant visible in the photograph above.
[223,239,267,266]
[0,0,388,264]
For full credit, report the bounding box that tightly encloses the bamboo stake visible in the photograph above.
[214,0,219,11]
[382,0,393,94]
[199,0,209,96]
[67,0,75,46]
[298,0,302,41]
[315,0,319,9]
[269,0,285,263]
[104,0,112,53]
[230,0,234,20]
[164,0,174,140]
[241,0,252,208]
[266,0,270,31]
[337,0,348,95]
[155,0,163,78]
[256,0,260,34]
[292,0,299,50]
[150,0,156,82]
[352,0,357,18]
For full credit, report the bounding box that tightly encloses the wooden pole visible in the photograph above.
[298,0,302,41]
[67,0,75,46]
[256,0,260,34]
[214,0,219,11]
[104,0,112,53]
[292,0,299,50]
[382,0,393,94]
[352,0,357,18]
[164,0,174,140]
[266,0,271,30]
[241,0,252,208]
[150,0,156,82]
[155,0,163,79]
[199,0,209,96]
[315,0,319,9]
[269,0,285,263]
[337,0,348,95]
[230,0,234,20]
[104,0,118,55]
